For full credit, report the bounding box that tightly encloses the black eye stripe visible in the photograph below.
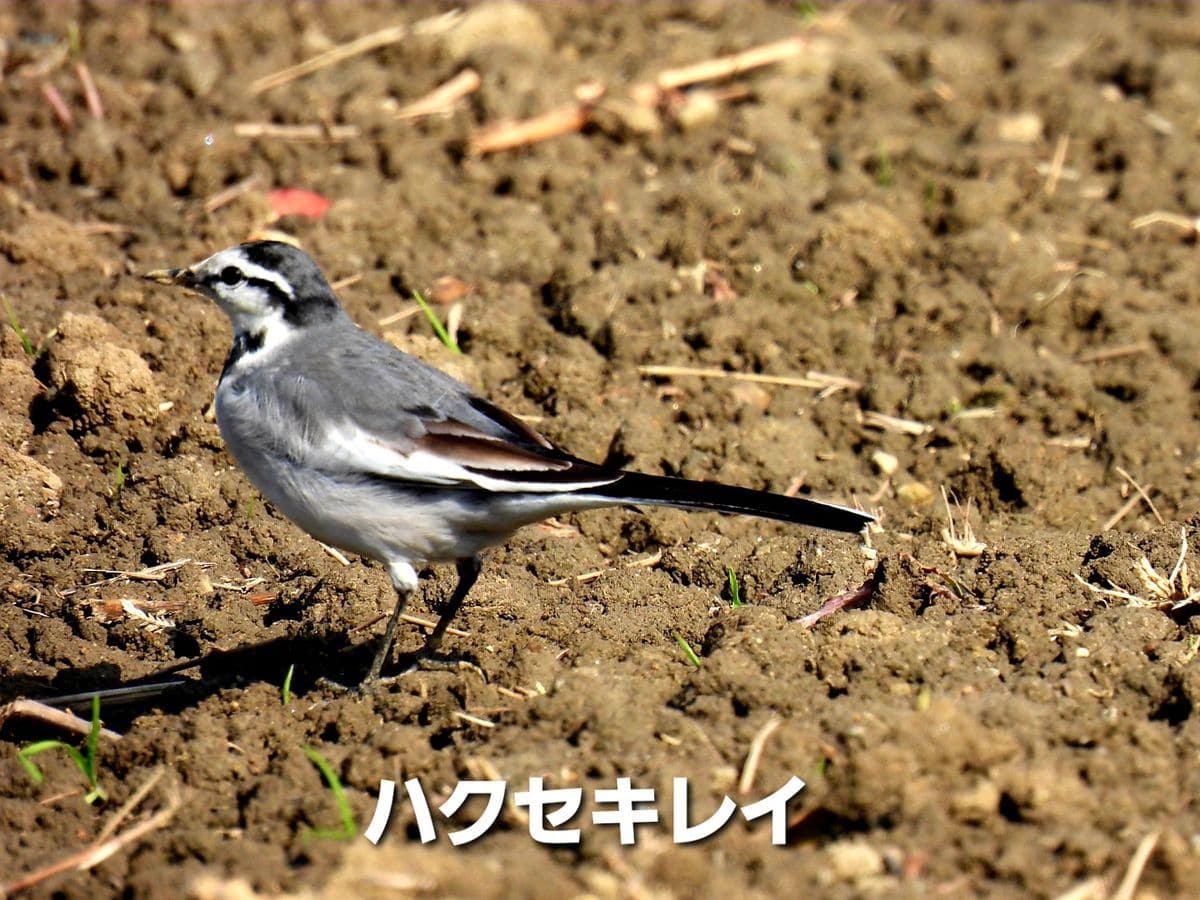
[205,271,292,306]
[244,276,293,306]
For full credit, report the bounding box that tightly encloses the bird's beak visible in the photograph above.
[142,267,196,287]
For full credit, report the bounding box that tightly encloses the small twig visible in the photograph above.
[234,122,360,142]
[1044,134,1069,196]
[379,306,422,327]
[40,82,74,129]
[468,103,592,155]
[452,710,496,729]
[861,411,932,436]
[81,558,198,587]
[1110,831,1160,900]
[1101,493,1142,532]
[1130,210,1199,234]
[395,68,481,120]
[2,776,180,894]
[203,175,263,213]
[317,542,352,566]
[655,36,810,92]
[738,715,781,794]
[1114,466,1164,525]
[94,767,167,844]
[546,550,662,587]
[248,12,460,94]
[1074,342,1152,365]
[0,698,123,742]
[800,571,879,627]
[638,364,833,390]
[75,61,104,119]
[330,273,362,292]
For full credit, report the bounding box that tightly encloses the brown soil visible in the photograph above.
[3,2,1200,897]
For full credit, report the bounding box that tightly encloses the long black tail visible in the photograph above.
[593,470,873,534]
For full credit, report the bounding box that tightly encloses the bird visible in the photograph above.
[145,241,874,686]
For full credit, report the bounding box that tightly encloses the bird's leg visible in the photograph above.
[420,556,482,658]
[363,585,412,684]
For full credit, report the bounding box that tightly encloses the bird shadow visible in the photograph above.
[0,632,389,736]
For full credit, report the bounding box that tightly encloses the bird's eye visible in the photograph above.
[219,266,244,286]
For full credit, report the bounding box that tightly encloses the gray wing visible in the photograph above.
[260,325,622,493]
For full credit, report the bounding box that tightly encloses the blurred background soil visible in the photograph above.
[2,1,1199,897]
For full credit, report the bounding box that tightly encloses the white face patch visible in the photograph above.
[187,248,296,329]
[181,247,307,364]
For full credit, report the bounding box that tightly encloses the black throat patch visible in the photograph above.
[220,329,266,380]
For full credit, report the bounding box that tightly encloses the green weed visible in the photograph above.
[302,746,356,840]
[18,695,108,805]
[674,633,702,668]
[282,664,295,706]
[727,567,744,608]
[412,289,462,355]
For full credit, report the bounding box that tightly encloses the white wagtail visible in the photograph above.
[145,241,874,685]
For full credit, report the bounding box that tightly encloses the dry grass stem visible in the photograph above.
[203,175,262,213]
[940,487,986,558]
[1101,493,1142,531]
[1114,466,1164,525]
[395,68,481,120]
[2,771,180,894]
[1130,210,1199,234]
[546,550,662,586]
[40,82,74,129]
[738,715,781,794]
[1074,342,1152,365]
[0,698,123,741]
[1076,527,1198,610]
[378,306,422,327]
[1110,830,1160,900]
[861,411,932,436]
[330,273,362,292]
[655,36,810,92]
[1043,134,1069,196]
[317,542,352,566]
[82,558,203,587]
[1034,267,1105,305]
[234,122,360,142]
[249,13,460,94]
[468,103,592,155]
[452,710,496,729]
[95,767,167,844]
[638,364,834,389]
[75,61,104,119]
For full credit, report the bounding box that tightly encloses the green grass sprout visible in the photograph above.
[873,144,895,187]
[795,0,821,23]
[4,297,35,357]
[3,297,57,357]
[302,746,356,840]
[727,567,744,608]
[674,633,702,668]
[282,663,295,705]
[412,289,462,355]
[109,463,126,501]
[18,695,108,805]
[67,22,83,58]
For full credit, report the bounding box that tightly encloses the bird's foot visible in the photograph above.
[388,652,487,684]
